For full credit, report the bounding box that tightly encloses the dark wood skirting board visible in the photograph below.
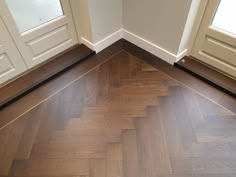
[0,44,95,110]
[175,56,236,98]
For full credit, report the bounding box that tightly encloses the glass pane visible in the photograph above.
[5,0,63,33]
[212,0,236,35]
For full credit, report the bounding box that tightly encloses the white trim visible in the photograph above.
[123,29,183,65]
[188,0,208,55]
[80,37,95,50]
[81,29,187,65]
[94,29,123,53]
[176,49,188,62]
[81,29,123,53]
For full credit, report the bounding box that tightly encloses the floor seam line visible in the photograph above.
[0,50,124,130]
[127,51,236,115]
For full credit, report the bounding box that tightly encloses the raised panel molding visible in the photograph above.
[191,0,236,77]
[27,25,70,57]
[202,36,236,66]
[0,54,14,75]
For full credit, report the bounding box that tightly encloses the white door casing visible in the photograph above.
[191,0,236,77]
[0,0,78,68]
[0,17,27,85]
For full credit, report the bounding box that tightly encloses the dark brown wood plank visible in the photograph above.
[175,56,236,97]
[0,39,235,177]
[122,130,139,177]
[0,40,123,128]
[122,39,236,113]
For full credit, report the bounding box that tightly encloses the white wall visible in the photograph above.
[71,0,122,44]
[88,0,122,43]
[123,0,192,55]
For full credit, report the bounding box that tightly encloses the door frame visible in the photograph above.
[187,0,209,56]
[190,0,236,77]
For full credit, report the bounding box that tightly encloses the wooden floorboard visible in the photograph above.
[0,40,235,177]
[0,40,123,128]
[123,39,236,113]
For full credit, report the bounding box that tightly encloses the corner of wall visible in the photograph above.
[77,0,204,65]
[123,29,181,65]
[87,0,123,44]
[82,29,123,53]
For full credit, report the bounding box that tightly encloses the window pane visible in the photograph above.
[212,0,236,35]
[5,0,63,33]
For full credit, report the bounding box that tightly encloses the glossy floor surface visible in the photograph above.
[0,44,236,177]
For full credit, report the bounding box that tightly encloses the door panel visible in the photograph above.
[191,0,236,77]
[0,0,78,68]
[27,26,70,56]
[202,36,236,66]
[0,17,27,84]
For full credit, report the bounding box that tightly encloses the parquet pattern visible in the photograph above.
[0,50,236,177]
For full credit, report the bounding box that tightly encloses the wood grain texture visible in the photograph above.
[123,39,236,113]
[0,40,123,128]
[0,48,235,177]
[107,144,123,177]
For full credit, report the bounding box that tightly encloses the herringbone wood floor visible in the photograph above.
[0,50,236,177]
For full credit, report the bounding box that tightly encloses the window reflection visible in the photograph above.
[5,0,63,33]
[212,0,236,35]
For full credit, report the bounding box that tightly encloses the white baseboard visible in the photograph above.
[81,29,187,65]
[176,49,188,62]
[123,29,187,65]
[81,29,123,53]
[80,37,95,51]
[94,29,123,53]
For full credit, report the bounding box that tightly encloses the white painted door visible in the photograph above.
[0,0,78,68]
[191,0,236,78]
[0,17,27,84]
